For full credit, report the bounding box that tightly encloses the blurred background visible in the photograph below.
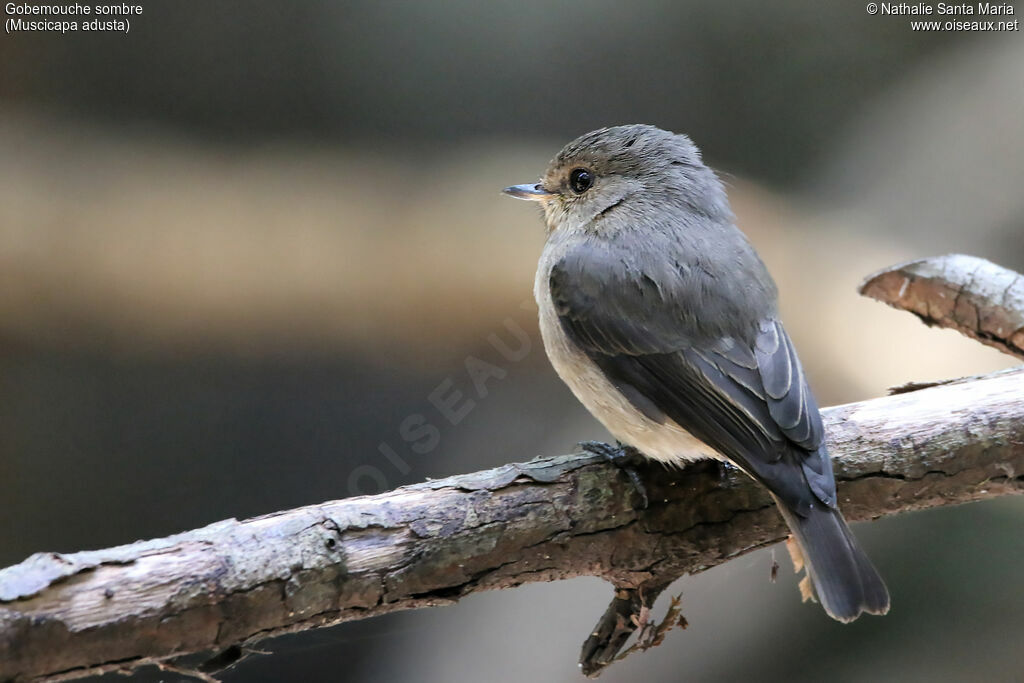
[2,1,1022,681]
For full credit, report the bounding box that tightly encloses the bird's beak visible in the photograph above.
[502,183,556,201]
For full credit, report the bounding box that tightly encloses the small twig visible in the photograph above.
[579,581,671,677]
[156,662,220,683]
[887,378,956,395]
[611,594,687,663]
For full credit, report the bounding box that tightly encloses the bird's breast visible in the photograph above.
[534,241,721,465]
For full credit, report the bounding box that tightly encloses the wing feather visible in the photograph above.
[550,247,834,513]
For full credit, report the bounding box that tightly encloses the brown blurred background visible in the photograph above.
[1,2,1022,681]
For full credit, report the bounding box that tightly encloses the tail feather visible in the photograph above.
[776,498,890,622]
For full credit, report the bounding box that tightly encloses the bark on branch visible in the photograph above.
[2,368,1022,682]
[860,253,1024,359]
[1,254,1022,682]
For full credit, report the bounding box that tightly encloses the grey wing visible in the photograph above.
[550,250,835,515]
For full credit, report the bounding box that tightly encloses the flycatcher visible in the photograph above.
[504,124,889,622]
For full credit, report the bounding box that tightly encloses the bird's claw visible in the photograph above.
[715,459,739,486]
[578,440,649,509]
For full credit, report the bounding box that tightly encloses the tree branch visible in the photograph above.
[2,254,1023,682]
[860,253,1024,359]
[1,368,1022,681]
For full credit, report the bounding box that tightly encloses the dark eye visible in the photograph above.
[569,168,593,194]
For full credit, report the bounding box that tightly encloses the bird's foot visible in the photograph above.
[578,440,649,509]
[715,459,739,486]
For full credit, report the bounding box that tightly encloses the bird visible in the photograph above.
[502,124,889,622]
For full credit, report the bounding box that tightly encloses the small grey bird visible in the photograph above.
[503,124,889,622]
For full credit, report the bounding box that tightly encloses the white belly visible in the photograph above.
[534,248,721,465]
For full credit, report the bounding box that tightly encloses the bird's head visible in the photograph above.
[503,124,731,235]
